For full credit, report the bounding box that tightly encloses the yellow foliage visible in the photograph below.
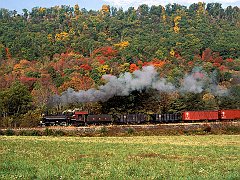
[202,93,215,101]
[170,49,175,57]
[173,26,180,33]
[173,16,181,33]
[55,32,69,41]
[39,7,46,13]
[101,5,110,13]
[47,34,53,42]
[162,15,166,22]
[120,63,130,72]
[114,41,129,49]
[74,4,80,16]
[174,16,181,23]
[197,2,205,15]
[97,65,111,74]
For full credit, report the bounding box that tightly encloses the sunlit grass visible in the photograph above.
[0,135,239,179]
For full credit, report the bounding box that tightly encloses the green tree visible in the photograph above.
[1,81,32,116]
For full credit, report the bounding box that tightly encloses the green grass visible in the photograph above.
[0,135,239,179]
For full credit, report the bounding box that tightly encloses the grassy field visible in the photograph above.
[0,135,239,179]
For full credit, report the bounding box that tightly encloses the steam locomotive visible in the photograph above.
[40,109,240,126]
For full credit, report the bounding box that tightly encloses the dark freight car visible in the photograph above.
[41,115,69,126]
[86,114,113,124]
[182,110,219,121]
[118,114,148,124]
[154,113,181,123]
[220,109,240,120]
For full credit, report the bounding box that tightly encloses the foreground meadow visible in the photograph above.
[0,135,239,179]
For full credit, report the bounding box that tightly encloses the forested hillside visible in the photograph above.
[0,2,239,127]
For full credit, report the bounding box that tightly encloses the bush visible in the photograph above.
[54,130,65,136]
[203,125,211,133]
[0,129,4,135]
[18,130,42,136]
[19,109,42,128]
[5,129,15,136]
[224,125,240,134]
[126,128,135,135]
[99,126,108,135]
[43,128,54,136]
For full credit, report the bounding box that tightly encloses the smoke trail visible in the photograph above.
[50,66,175,105]
[180,67,208,93]
[180,67,228,95]
[48,66,228,106]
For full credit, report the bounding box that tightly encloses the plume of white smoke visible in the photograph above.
[180,67,208,93]
[50,66,176,106]
[180,67,229,95]
[181,75,205,93]
[48,65,228,107]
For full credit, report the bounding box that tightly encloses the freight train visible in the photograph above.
[40,109,240,126]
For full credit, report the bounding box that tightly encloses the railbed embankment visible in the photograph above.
[1,121,240,136]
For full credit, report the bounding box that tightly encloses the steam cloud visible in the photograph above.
[48,66,228,106]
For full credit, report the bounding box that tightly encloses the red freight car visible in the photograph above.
[220,109,240,120]
[182,110,219,121]
[71,111,88,125]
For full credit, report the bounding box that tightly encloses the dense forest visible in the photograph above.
[0,2,239,127]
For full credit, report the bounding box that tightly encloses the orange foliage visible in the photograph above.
[80,64,92,71]
[212,52,223,63]
[95,56,106,65]
[188,61,194,66]
[5,48,11,59]
[53,59,65,72]
[213,62,221,67]
[98,59,105,64]
[219,65,227,71]
[139,58,165,69]
[59,76,95,92]
[92,46,118,58]
[151,58,166,68]
[13,59,31,71]
[226,58,233,63]
[129,64,139,72]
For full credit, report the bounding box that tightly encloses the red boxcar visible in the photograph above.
[220,109,240,120]
[182,110,219,121]
[72,111,88,124]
